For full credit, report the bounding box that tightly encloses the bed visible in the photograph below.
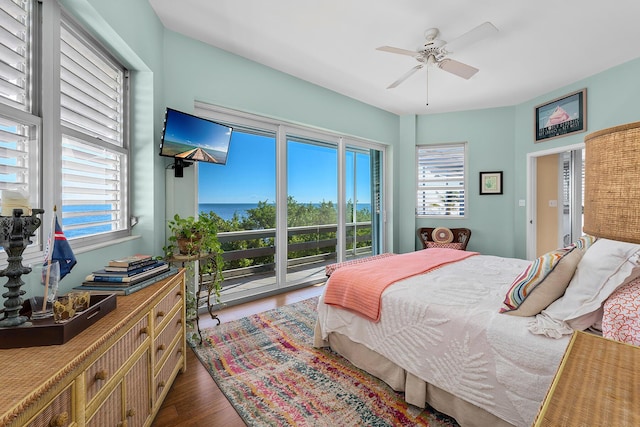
[313,237,640,427]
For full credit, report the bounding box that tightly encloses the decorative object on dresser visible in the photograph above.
[0,293,117,348]
[417,227,471,250]
[0,208,44,327]
[0,270,186,427]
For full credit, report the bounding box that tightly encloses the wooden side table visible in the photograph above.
[534,330,640,426]
[167,253,221,342]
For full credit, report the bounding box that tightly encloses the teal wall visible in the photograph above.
[407,107,517,257]
[41,1,640,294]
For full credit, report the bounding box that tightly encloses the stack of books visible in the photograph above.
[75,254,177,295]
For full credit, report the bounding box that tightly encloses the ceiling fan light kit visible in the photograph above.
[377,21,498,105]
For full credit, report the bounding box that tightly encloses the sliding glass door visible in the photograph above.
[345,146,383,260]
[198,128,278,297]
[286,136,337,283]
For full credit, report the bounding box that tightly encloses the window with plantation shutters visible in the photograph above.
[0,0,38,213]
[59,18,128,239]
[416,143,466,217]
[0,0,31,111]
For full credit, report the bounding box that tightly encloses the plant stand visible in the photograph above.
[166,252,221,343]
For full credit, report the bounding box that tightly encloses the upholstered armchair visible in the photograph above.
[417,227,472,251]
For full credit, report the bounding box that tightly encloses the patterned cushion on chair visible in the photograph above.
[426,242,464,250]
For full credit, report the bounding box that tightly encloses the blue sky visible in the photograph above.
[198,132,371,204]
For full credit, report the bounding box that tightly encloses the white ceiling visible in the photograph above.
[148,0,640,115]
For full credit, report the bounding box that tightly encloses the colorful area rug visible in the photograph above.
[193,297,460,427]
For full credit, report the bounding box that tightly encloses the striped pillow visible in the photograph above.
[575,234,597,251]
[500,246,583,316]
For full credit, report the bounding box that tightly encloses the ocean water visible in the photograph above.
[199,203,371,221]
[199,203,262,221]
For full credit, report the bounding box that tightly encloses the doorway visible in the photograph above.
[527,143,584,259]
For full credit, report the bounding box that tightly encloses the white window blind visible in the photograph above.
[0,117,33,194]
[0,0,37,208]
[60,18,128,239]
[60,24,123,147]
[416,143,466,217]
[0,0,31,111]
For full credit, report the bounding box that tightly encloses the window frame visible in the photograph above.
[415,142,467,218]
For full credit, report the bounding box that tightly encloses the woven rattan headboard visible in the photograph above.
[583,121,640,244]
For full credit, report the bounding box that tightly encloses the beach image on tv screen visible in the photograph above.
[162,109,232,164]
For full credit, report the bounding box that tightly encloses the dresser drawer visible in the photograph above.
[25,384,74,427]
[153,281,183,332]
[154,308,183,369]
[84,315,149,402]
[85,378,123,427]
[153,340,184,404]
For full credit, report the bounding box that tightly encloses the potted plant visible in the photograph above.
[164,212,224,343]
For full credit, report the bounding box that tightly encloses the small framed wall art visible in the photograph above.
[479,171,503,195]
[534,88,586,142]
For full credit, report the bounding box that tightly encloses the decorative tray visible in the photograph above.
[0,293,117,348]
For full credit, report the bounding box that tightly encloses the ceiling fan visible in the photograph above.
[377,22,498,94]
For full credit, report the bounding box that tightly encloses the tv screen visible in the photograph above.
[159,108,233,165]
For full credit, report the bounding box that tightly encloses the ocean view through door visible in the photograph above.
[199,129,278,301]
[286,136,337,283]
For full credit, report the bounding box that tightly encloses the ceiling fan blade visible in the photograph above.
[443,21,498,53]
[438,59,479,79]
[376,46,419,57]
[387,64,423,88]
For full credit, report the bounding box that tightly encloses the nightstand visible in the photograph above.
[534,330,640,426]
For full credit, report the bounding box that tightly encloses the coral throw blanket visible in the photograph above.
[324,248,478,321]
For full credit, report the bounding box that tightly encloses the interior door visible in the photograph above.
[529,146,584,258]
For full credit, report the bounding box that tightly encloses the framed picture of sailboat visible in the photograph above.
[534,89,586,142]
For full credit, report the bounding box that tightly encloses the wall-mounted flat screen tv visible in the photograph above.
[159,108,233,176]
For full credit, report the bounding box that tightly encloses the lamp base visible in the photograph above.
[0,316,31,328]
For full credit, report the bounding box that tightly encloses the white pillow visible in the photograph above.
[542,238,640,331]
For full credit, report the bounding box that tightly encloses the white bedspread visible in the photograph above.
[316,255,571,427]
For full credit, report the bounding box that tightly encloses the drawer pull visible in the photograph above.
[126,408,136,417]
[95,369,108,381]
[140,326,148,335]
[177,319,182,325]
[158,343,166,351]
[49,412,68,427]
[176,291,182,297]
[158,380,166,388]
[157,311,165,317]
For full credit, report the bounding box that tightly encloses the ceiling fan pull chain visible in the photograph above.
[425,69,429,106]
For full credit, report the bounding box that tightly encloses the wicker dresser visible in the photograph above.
[534,330,640,426]
[0,269,186,427]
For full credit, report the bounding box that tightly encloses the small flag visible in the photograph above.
[44,215,77,280]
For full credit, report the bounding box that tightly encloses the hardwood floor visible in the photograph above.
[151,283,325,427]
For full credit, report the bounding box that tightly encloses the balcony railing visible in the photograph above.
[216,222,373,283]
